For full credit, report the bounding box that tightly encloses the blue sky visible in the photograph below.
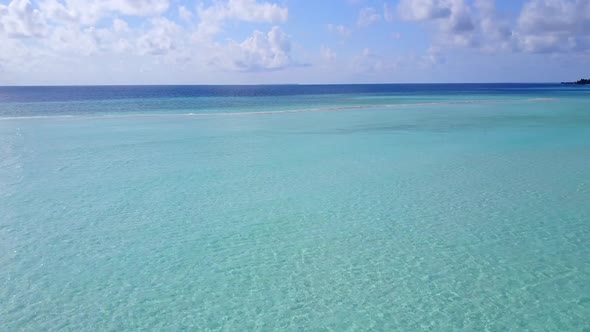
[0,0,588,85]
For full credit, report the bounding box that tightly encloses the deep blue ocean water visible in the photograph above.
[1,84,589,330]
[0,83,586,118]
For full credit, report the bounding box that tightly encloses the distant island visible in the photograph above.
[561,78,590,85]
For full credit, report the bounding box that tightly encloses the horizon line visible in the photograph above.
[0,82,565,88]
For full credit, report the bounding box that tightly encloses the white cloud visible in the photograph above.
[224,26,292,71]
[0,0,300,79]
[353,48,397,72]
[395,0,590,55]
[515,0,590,53]
[0,0,47,38]
[397,0,451,21]
[443,1,474,33]
[2,0,589,84]
[357,7,380,27]
[112,18,129,33]
[45,20,135,56]
[474,0,512,52]
[178,5,193,22]
[517,0,589,34]
[421,46,445,65]
[195,0,288,40]
[320,46,336,61]
[395,0,501,51]
[137,18,183,55]
[327,24,351,37]
[37,0,76,23]
[383,3,394,22]
[397,0,472,31]
[203,26,295,72]
[39,0,170,25]
[435,0,476,47]
[0,35,41,72]
[47,25,100,55]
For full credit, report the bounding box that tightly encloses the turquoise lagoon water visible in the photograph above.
[1,84,589,330]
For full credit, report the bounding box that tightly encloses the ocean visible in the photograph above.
[1,84,589,330]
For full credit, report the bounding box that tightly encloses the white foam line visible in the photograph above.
[0,97,555,121]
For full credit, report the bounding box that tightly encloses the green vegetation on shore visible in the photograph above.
[561,78,590,85]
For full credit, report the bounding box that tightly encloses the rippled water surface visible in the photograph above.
[1,84,589,330]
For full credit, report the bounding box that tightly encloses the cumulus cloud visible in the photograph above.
[395,0,477,47]
[178,6,193,22]
[422,46,445,65]
[397,0,451,21]
[445,2,474,33]
[220,26,292,71]
[320,46,336,61]
[137,18,183,55]
[0,0,46,37]
[383,3,394,22]
[0,0,174,56]
[195,0,288,40]
[47,26,97,55]
[327,24,351,37]
[3,0,587,84]
[437,0,477,47]
[39,0,170,25]
[395,0,590,55]
[112,18,129,33]
[474,0,512,52]
[0,35,40,71]
[0,0,304,83]
[353,48,397,72]
[515,0,590,53]
[357,7,380,27]
[397,0,472,29]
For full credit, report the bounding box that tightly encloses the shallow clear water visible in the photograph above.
[1,84,589,330]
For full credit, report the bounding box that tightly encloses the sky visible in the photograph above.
[0,0,589,85]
